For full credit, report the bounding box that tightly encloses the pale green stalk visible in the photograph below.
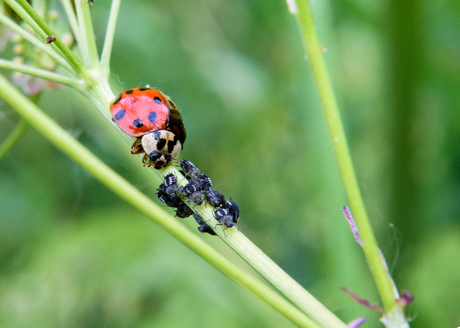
[0,119,28,161]
[0,73,321,328]
[74,0,99,67]
[60,0,83,50]
[0,59,83,89]
[41,0,49,23]
[204,217,347,328]
[288,0,408,325]
[100,0,122,75]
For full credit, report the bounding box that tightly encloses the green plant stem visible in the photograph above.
[72,72,347,327]
[194,201,347,328]
[5,0,86,76]
[0,119,28,161]
[290,0,401,315]
[0,72,322,328]
[0,59,83,89]
[100,0,121,75]
[41,0,49,23]
[60,0,83,51]
[79,53,347,328]
[4,0,44,38]
[0,10,73,73]
[74,0,99,68]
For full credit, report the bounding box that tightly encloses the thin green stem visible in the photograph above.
[60,0,83,51]
[80,55,347,327]
[42,0,49,23]
[188,195,347,328]
[5,0,86,76]
[0,119,28,161]
[100,0,121,75]
[82,83,347,328]
[290,0,405,320]
[0,59,83,90]
[0,11,74,73]
[4,0,44,37]
[74,0,99,68]
[0,73,320,328]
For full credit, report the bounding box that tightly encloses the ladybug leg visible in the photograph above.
[130,138,143,154]
[142,154,152,167]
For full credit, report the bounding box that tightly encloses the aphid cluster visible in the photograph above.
[156,160,240,235]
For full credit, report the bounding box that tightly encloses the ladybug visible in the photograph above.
[110,87,186,145]
[111,87,187,170]
[132,130,182,169]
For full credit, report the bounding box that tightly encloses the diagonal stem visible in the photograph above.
[0,119,28,161]
[0,72,321,328]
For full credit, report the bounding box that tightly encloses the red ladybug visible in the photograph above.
[110,87,186,145]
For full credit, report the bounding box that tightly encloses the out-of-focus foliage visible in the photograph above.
[0,0,459,327]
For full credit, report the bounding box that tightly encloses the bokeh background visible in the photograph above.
[1,0,459,327]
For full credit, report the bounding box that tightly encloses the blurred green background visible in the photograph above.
[1,0,460,327]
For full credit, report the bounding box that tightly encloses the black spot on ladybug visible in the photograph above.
[133,119,143,128]
[153,97,162,104]
[125,89,134,95]
[148,111,157,123]
[157,138,166,150]
[168,100,176,109]
[115,109,126,120]
[167,140,176,153]
[138,87,149,91]
[112,94,122,105]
